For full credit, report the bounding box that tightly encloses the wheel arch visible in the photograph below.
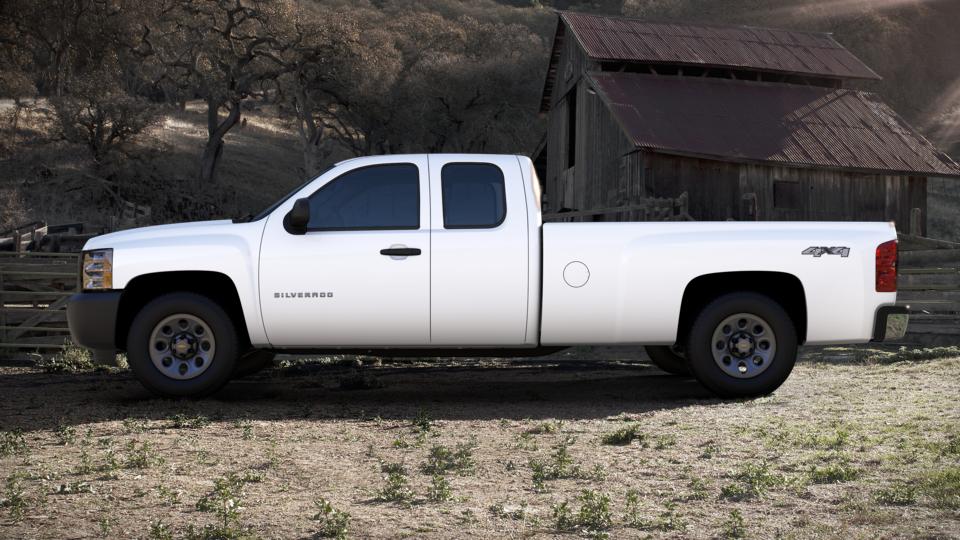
[116,271,250,351]
[678,271,807,345]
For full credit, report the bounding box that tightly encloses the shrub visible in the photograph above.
[600,424,646,446]
[36,342,94,373]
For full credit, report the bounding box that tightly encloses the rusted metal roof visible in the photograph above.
[587,72,960,178]
[562,12,880,80]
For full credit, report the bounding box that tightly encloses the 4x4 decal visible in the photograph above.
[802,246,850,258]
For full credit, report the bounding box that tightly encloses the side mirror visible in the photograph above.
[283,198,310,235]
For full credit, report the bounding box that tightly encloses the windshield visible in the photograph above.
[235,164,337,223]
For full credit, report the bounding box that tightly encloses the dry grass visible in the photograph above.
[0,346,957,538]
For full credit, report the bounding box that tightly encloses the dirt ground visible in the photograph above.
[0,346,958,539]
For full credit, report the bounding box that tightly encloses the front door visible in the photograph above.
[259,157,431,347]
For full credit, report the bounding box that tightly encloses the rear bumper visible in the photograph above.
[871,305,909,342]
[67,291,122,350]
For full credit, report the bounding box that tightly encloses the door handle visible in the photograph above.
[380,247,421,256]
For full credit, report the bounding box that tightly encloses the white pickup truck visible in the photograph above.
[67,154,907,398]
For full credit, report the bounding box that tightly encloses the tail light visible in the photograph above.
[876,240,898,292]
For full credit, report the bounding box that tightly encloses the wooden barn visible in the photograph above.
[536,12,960,232]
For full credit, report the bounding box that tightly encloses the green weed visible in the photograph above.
[874,483,917,506]
[0,429,27,457]
[125,440,163,469]
[600,424,646,446]
[169,414,210,429]
[427,474,453,502]
[721,462,782,501]
[720,509,748,539]
[420,440,476,475]
[313,497,350,539]
[1,473,28,521]
[55,422,77,445]
[553,489,612,539]
[376,462,414,504]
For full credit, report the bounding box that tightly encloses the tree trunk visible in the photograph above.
[302,118,329,178]
[198,99,242,184]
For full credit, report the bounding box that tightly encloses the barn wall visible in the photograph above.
[639,154,928,232]
[550,28,593,111]
[571,82,637,217]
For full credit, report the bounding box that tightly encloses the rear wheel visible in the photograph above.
[127,292,240,397]
[685,292,797,398]
[644,345,691,375]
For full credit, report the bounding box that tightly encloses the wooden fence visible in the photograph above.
[0,251,78,352]
[898,237,960,345]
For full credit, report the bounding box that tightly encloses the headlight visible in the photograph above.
[81,249,113,290]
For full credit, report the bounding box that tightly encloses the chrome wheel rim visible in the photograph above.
[711,313,776,379]
[148,313,216,380]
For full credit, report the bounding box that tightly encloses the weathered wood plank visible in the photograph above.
[2,335,72,345]
[898,290,960,301]
[906,323,960,335]
[899,249,960,267]
[0,310,68,324]
[0,251,79,259]
[898,272,960,290]
[0,342,68,349]
[899,300,960,314]
[0,325,70,332]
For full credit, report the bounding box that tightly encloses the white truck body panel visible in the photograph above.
[540,221,896,346]
[82,153,898,351]
[84,219,271,345]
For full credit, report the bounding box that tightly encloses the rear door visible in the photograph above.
[428,155,529,346]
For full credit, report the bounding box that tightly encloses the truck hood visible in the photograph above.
[83,220,242,251]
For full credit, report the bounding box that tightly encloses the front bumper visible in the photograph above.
[66,291,122,350]
[871,305,910,342]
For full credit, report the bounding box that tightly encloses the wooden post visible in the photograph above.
[909,207,922,236]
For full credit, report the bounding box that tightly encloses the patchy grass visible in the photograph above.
[0,346,957,538]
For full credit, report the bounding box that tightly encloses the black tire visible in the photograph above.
[234,350,275,379]
[126,292,240,398]
[685,292,797,398]
[644,345,691,375]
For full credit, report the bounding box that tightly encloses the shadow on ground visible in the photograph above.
[0,352,718,431]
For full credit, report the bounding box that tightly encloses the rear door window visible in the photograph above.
[441,163,506,229]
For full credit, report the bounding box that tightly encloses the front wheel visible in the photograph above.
[685,292,797,398]
[127,292,240,397]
